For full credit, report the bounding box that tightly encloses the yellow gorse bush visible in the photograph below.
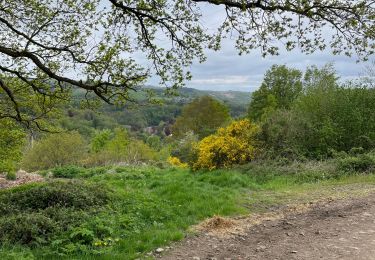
[167,156,189,168]
[193,119,260,170]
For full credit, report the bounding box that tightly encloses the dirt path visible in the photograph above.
[159,193,375,260]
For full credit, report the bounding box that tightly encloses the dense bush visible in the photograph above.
[294,81,375,157]
[167,156,188,168]
[21,131,87,171]
[5,172,17,180]
[85,128,157,166]
[170,131,199,165]
[0,181,110,249]
[0,181,108,214]
[260,109,310,160]
[194,119,260,170]
[90,129,113,153]
[146,135,162,151]
[338,154,375,173]
[52,165,85,178]
[0,212,59,246]
[255,65,375,159]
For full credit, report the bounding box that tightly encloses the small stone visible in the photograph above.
[16,169,27,175]
[256,245,267,252]
[290,251,298,254]
[155,248,164,253]
[192,257,200,260]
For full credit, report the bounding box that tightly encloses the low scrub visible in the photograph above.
[338,154,375,173]
[2,157,375,259]
[0,167,248,258]
[52,165,85,178]
[0,181,110,253]
[0,181,108,214]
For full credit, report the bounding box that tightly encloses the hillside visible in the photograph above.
[61,87,251,138]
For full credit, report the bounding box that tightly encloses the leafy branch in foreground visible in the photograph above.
[0,0,373,127]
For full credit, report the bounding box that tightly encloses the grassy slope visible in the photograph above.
[1,164,375,259]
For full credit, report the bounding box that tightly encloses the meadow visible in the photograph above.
[1,152,374,259]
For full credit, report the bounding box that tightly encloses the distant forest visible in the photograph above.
[60,87,250,139]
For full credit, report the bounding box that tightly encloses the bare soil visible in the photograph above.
[159,189,375,260]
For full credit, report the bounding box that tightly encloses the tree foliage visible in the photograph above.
[0,119,25,173]
[0,0,374,126]
[172,96,231,139]
[296,83,375,157]
[261,64,375,159]
[193,119,260,170]
[0,76,65,130]
[91,129,113,153]
[248,65,303,121]
[260,109,308,159]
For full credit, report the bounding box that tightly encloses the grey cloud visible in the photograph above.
[186,40,371,91]
[147,4,373,92]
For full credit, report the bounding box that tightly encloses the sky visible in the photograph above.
[148,3,373,93]
[185,42,370,92]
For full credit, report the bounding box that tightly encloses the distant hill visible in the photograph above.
[147,87,250,114]
[172,87,250,107]
[63,87,251,137]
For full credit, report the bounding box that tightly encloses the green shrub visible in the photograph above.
[0,181,110,249]
[21,131,87,171]
[0,207,91,248]
[349,147,365,155]
[338,154,375,173]
[0,213,58,246]
[171,131,198,166]
[79,167,108,178]
[52,165,84,178]
[115,167,127,173]
[69,227,95,245]
[0,181,109,214]
[84,138,157,167]
[5,171,17,181]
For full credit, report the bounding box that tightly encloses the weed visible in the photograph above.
[52,165,84,178]
[5,172,16,181]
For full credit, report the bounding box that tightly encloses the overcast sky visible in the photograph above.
[184,43,370,92]
[146,4,373,92]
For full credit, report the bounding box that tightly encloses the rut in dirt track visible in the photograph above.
[159,194,375,260]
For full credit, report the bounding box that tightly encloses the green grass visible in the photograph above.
[0,167,254,259]
[0,158,375,259]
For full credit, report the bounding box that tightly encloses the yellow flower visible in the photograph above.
[193,119,260,170]
[167,156,188,168]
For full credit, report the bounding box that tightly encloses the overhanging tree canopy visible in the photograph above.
[0,0,374,128]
